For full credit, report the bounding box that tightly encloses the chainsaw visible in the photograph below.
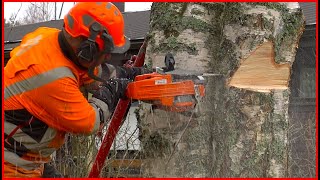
[88,41,206,177]
[125,50,206,112]
[126,72,206,112]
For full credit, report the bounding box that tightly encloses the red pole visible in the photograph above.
[88,41,147,178]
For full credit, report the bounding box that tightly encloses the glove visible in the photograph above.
[101,63,152,81]
[116,66,152,80]
[92,78,131,113]
[123,55,136,68]
[123,55,138,68]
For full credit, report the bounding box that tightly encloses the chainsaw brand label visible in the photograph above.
[155,79,167,85]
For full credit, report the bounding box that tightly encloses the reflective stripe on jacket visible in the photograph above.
[4,27,103,177]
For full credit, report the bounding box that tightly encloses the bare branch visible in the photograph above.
[20,2,54,25]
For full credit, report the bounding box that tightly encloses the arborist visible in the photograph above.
[4,2,148,177]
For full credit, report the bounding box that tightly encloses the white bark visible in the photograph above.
[140,2,305,177]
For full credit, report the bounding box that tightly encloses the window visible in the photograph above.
[299,67,316,98]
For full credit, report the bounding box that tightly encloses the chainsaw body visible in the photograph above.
[126,72,205,112]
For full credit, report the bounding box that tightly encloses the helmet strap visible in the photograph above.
[101,30,114,53]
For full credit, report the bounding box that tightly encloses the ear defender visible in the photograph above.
[77,22,101,65]
[77,22,116,68]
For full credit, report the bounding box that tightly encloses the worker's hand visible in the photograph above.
[116,66,152,80]
[101,63,152,81]
[92,78,131,112]
[123,55,136,68]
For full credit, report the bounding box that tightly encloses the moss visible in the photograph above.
[273,114,288,131]
[205,84,246,177]
[145,31,153,41]
[240,151,261,177]
[146,57,153,70]
[267,106,287,165]
[147,32,156,52]
[253,92,274,106]
[142,132,172,158]
[152,36,199,55]
[197,2,244,28]
[164,36,179,49]
[248,2,286,12]
[151,3,212,38]
[248,3,305,63]
[282,89,290,99]
[222,3,243,23]
[275,9,305,63]
[150,3,189,38]
[191,8,205,16]
[226,125,241,146]
[269,138,286,162]
[230,94,274,177]
[263,16,275,32]
[181,16,211,33]
[199,3,243,23]
[206,36,238,75]
[238,14,257,26]
[190,3,242,75]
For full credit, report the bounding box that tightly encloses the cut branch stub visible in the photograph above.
[228,41,290,93]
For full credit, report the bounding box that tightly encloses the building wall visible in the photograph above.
[288,24,316,177]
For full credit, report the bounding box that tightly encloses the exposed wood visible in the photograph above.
[228,41,290,92]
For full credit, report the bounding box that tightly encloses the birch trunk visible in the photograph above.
[138,2,305,177]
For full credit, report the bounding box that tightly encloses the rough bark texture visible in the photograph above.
[138,2,305,177]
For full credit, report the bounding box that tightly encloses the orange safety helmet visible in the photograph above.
[64,2,130,54]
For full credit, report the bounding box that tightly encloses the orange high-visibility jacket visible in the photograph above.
[4,27,105,177]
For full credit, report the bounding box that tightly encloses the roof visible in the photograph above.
[4,10,151,50]
[299,2,316,25]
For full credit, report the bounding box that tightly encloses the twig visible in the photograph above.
[164,111,195,170]
[6,3,23,41]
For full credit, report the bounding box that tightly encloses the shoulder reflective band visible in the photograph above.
[5,67,76,100]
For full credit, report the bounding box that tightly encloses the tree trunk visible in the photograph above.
[139,2,305,177]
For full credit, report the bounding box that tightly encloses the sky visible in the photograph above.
[4,2,153,21]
